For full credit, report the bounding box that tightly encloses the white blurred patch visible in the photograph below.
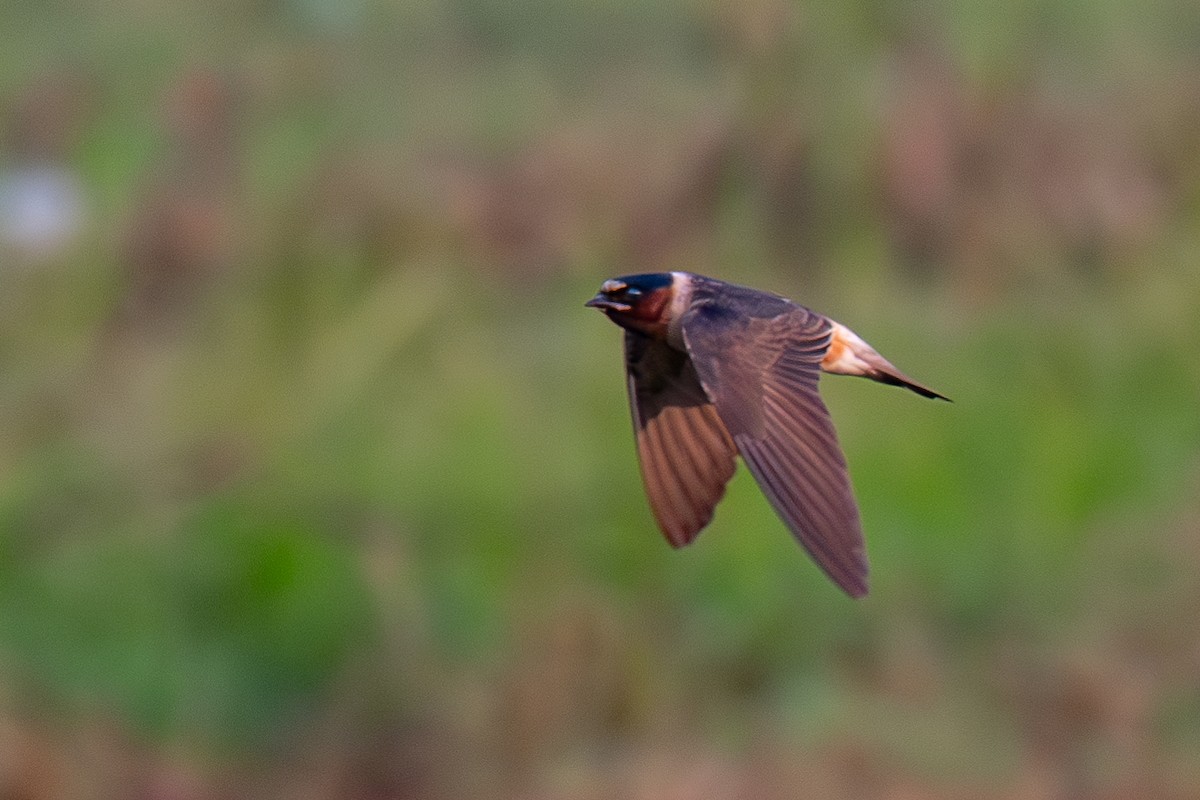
[0,164,86,261]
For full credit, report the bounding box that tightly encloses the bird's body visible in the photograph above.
[586,271,948,597]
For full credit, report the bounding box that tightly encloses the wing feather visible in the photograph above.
[682,301,869,597]
[624,332,738,547]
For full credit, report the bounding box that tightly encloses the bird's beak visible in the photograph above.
[585,295,631,312]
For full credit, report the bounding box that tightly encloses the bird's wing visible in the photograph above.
[624,330,738,547]
[681,302,868,597]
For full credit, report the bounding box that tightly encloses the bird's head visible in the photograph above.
[585,273,678,338]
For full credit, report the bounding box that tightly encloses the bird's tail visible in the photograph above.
[863,364,951,401]
[821,321,951,401]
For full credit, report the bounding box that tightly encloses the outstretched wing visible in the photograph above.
[681,302,869,597]
[624,331,738,547]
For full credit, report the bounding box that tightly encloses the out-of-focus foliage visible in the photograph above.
[1,1,1199,797]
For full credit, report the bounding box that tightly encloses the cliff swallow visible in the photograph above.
[586,272,949,597]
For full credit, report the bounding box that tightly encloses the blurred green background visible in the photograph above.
[2,1,1199,797]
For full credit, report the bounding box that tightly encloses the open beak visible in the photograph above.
[585,295,631,312]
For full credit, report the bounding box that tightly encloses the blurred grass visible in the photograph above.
[2,0,1200,797]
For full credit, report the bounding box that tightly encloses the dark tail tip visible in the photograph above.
[869,369,951,402]
[910,383,952,402]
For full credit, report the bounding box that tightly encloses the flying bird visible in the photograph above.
[586,272,949,598]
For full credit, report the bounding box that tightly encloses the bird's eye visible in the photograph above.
[598,279,642,304]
